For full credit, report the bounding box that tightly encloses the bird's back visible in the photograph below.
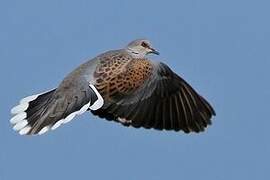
[59,49,132,86]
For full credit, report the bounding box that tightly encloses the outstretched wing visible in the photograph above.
[92,60,215,133]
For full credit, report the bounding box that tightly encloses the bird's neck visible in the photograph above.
[126,48,146,58]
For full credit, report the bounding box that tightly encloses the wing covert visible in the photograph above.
[92,60,215,133]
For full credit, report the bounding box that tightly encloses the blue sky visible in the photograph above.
[0,0,269,179]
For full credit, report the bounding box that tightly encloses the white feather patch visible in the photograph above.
[10,112,27,124]
[13,120,28,131]
[19,126,31,135]
[77,102,91,115]
[11,103,29,115]
[63,112,77,124]
[89,84,104,110]
[51,120,64,130]
[20,94,40,104]
[38,126,50,135]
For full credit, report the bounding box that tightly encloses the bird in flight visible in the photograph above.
[10,39,215,135]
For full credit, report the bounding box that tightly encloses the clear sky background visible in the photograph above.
[0,0,269,179]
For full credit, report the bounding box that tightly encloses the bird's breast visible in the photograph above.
[94,58,154,101]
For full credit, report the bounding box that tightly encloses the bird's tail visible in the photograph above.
[10,84,103,135]
[10,89,56,135]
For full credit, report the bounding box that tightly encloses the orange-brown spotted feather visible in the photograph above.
[94,56,153,100]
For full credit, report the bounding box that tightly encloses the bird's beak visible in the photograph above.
[150,48,160,55]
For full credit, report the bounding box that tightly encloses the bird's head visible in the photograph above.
[126,39,159,58]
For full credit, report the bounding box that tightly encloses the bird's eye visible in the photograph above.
[141,42,148,48]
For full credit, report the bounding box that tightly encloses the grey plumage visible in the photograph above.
[10,39,215,135]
